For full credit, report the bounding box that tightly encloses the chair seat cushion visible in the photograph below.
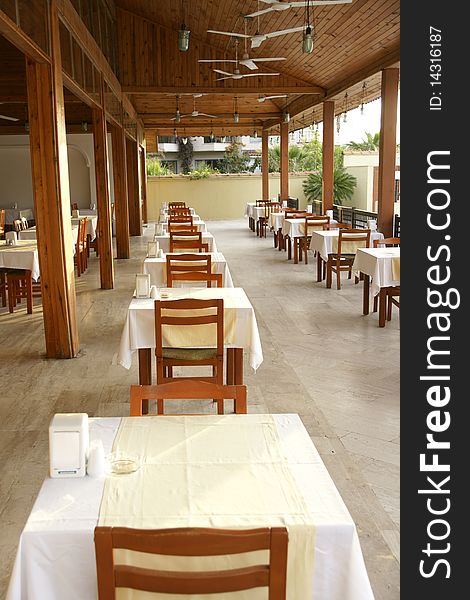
[162,347,217,360]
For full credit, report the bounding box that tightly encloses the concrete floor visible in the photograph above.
[0,219,399,599]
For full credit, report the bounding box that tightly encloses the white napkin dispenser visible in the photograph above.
[49,413,89,478]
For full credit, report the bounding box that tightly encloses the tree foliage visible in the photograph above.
[146,155,172,176]
[268,139,344,172]
[303,168,357,206]
[346,132,380,151]
[178,137,194,174]
[219,140,252,173]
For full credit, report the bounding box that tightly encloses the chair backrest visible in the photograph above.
[264,202,282,217]
[168,223,197,233]
[130,380,247,415]
[13,219,23,232]
[94,526,288,599]
[284,209,307,219]
[373,237,400,248]
[169,207,192,216]
[77,217,88,251]
[304,215,330,235]
[337,228,371,255]
[169,202,186,208]
[0,209,4,235]
[166,253,211,286]
[324,222,351,230]
[169,231,208,252]
[169,214,193,225]
[171,271,223,288]
[255,199,269,206]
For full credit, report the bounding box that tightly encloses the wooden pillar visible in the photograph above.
[377,68,399,237]
[92,96,114,289]
[322,101,335,212]
[126,137,142,236]
[110,123,130,258]
[139,146,148,224]
[280,121,289,201]
[262,129,269,200]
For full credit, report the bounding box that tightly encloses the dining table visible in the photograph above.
[142,251,234,288]
[353,247,400,326]
[0,240,40,281]
[18,224,79,255]
[310,229,385,286]
[159,219,207,234]
[160,206,197,217]
[71,216,98,241]
[153,231,218,253]
[6,413,374,600]
[117,286,263,386]
[159,212,201,223]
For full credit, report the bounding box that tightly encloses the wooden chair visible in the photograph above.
[169,231,209,253]
[0,269,7,307]
[166,253,211,287]
[74,217,88,276]
[323,222,352,230]
[168,223,197,233]
[328,229,371,289]
[0,209,5,239]
[282,211,310,257]
[130,381,247,415]
[169,201,186,209]
[373,237,400,319]
[169,207,192,217]
[155,298,224,410]
[94,526,288,599]
[171,271,223,288]
[297,216,330,264]
[5,269,41,314]
[13,219,27,232]
[259,202,281,238]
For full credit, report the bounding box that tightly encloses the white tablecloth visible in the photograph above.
[310,230,384,262]
[143,252,234,288]
[71,216,97,241]
[153,232,217,253]
[18,225,79,255]
[269,212,284,230]
[0,240,40,281]
[244,202,256,218]
[353,247,400,297]
[6,414,374,600]
[161,207,197,217]
[160,220,207,234]
[159,213,201,223]
[117,287,263,372]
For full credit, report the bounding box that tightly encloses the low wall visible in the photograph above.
[147,173,310,221]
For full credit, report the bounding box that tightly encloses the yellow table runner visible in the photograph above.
[331,236,368,255]
[99,415,315,600]
[391,256,400,280]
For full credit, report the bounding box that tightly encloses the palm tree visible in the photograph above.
[346,132,380,151]
[268,145,309,172]
[303,168,357,206]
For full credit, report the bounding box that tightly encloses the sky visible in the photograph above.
[312,92,400,146]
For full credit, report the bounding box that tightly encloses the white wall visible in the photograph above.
[0,132,114,212]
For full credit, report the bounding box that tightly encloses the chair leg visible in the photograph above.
[336,263,341,290]
[216,399,224,414]
[387,295,393,321]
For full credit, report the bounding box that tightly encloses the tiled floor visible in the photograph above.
[0,219,399,598]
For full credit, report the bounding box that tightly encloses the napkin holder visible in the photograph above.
[135,273,151,298]
[5,231,17,246]
[326,209,334,220]
[147,241,159,257]
[49,413,89,478]
[72,209,79,218]
[367,219,377,231]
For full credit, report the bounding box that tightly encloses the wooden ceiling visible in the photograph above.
[116,0,399,135]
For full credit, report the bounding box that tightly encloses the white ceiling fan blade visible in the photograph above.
[264,26,305,40]
[239,59,258,70]
[252,57,287,62]
[242,72,281,77]
[207,30,250,39]
[0,114,19,122]
[198,59,237,63]
[245,7,274,17]
[216,76,232,81]
[213,69,233,76]
[290,0,352,6]
[198,113,218,118]
[259,0,280,4]
[250,36,266,49]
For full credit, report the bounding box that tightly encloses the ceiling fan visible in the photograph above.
[0,103,19,122]
[200,20,286,70]
[208,24,304,49]
[171,95,217,121]
[212,41,280,80]
[257,94,288,103]
[246,0,353,19]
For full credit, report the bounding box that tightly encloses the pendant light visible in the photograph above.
[233,97,239,123]
[343,92,348,123]
[360,82,366,115]
[210,121,215,141]
[178,0,190,51]
[175,96,181,123]
[303,0,314,54]
[282,96,290,123]
[336,114,341,134]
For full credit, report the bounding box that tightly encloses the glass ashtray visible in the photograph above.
[109,458,140,475]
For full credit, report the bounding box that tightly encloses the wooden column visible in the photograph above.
[139,146,148,224]
[280,121,289,201]
[25,5,79,358]
[126,137,142,236]
[110,123,130,258]
[262,129,269,200]
[92,97,114,289]
[377,68,399,237]
[322,101,335,212]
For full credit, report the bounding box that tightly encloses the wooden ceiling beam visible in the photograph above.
[141,112,281,119]
[0,10,50,63]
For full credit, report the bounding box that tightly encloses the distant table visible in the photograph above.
[310,230,384,286]
[1,208,34,225]
[353,247,400,326]
[153,232,217,253]
[117,287,263,385]
[143,252,234,287]
[159,212,200,223]
[71,216,97,241]
[18,224,79,254]
[0,240,40,281]
[159,219,207,234]
[6,414,374,600]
